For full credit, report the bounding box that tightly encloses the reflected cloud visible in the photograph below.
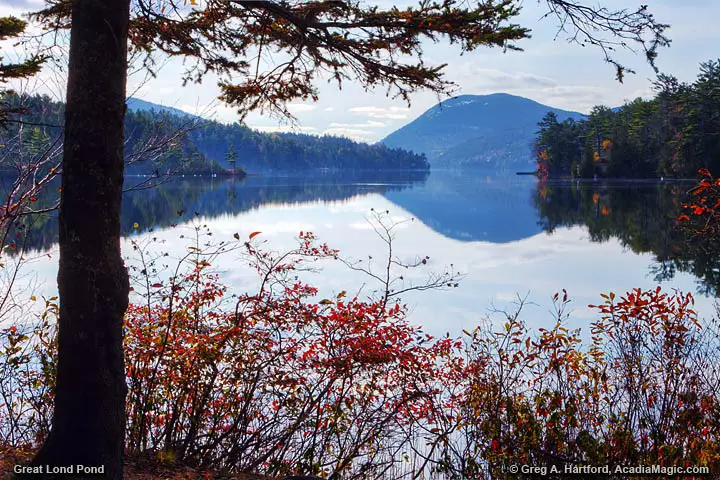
[15,173,718,341]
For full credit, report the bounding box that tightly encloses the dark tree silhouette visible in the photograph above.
[28,1,131,477]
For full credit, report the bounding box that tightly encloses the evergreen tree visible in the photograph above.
[535,59,720,179]
[0,16,44,124]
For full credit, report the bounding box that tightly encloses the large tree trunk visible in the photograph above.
[30,0,131,478]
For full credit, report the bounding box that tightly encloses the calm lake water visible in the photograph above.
[16,170,718,337]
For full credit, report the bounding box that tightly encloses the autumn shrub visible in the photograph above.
[436,289,720,478]
[2,215,720,479]
[677,169,720,271]
[120,223,461,479]
[0,297,57,452]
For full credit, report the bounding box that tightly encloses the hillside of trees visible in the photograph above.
[535,59,720,178]
[0,93,429,175]
[0,93,218,175]
[185,122,429,173]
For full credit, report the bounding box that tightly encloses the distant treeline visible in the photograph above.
[188,122,430,172]
[0,93,216,175]
[0,93,428,175]
[535,59,720,178]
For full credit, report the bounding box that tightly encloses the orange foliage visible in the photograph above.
[678,168,720,238]
[452,287,720,478]
[536,159,549,181]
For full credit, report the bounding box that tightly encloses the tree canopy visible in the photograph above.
[0,16,44,124]
[535,59,720,179]
[30,0,669,119]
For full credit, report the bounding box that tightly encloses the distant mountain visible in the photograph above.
[381,93,584,171]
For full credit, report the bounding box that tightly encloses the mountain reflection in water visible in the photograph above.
[4,170,718,335]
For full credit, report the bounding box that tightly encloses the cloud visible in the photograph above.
[321,127,373,141]
[348,106,410,120]
[626,88,655,101]
[286,103,317,113]
[465,67,558,90]
[0,0,42,9]
[529,85,610,112]
[328,120,386,128]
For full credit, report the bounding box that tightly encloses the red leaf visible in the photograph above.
[249,231,262,240]
[151,283,163,288]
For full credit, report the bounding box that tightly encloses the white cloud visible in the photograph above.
[348,106,410,120]
[210,104,242,123]
[286,103,317,113]
[466,68,558,90]
[328,120,386,128]
[0,0,42,13]
[321,127,373,141]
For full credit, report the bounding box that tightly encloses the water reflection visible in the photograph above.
[13,169,430,253]
[5,171,718,336]
[532,179,720,297]
[385,170,541,243]
[11,172,720,299]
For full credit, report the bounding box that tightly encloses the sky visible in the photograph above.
[2,0,720,142]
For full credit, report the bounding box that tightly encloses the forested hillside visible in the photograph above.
[535,59,720,178]
[0,93,429,174]
[127,98,429,171]
[0,93,216,175]
[185,122,429,172]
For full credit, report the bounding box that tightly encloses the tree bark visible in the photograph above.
[29,0,131,478]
